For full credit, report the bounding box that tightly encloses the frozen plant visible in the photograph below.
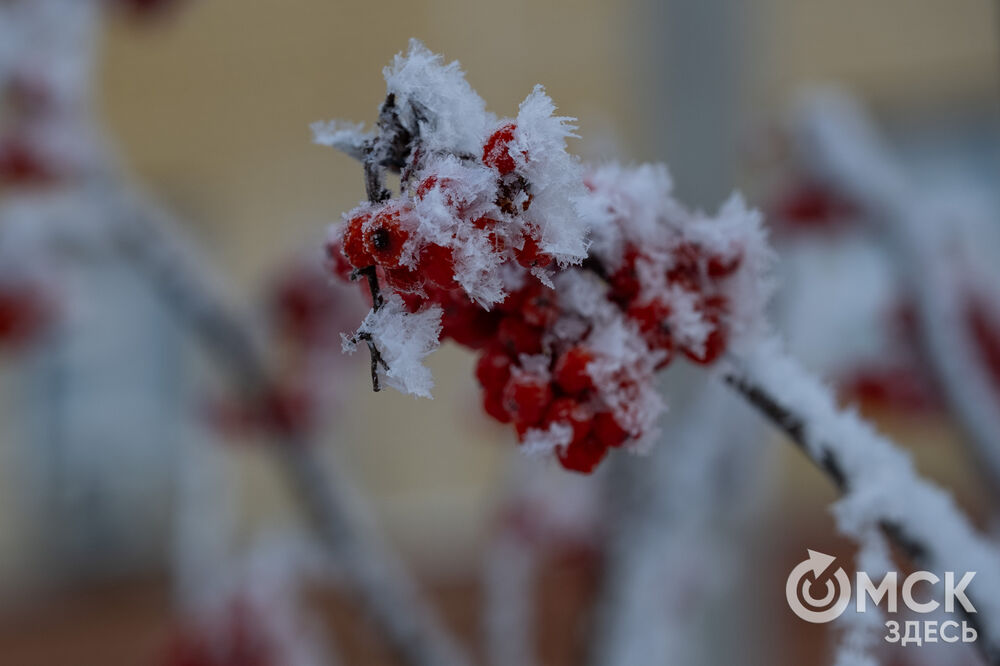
[319,41,1000,663]
[323,41,771,473]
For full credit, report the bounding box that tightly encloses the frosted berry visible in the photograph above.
[707,249,742,278]
[365,205,412,269]
[502,373,553,427]
[593,411,629,448]
[626,299,674,355]
[325,234,355,281]
[609,248,641,305]
[557,435,608,474]
[416,175,465,212]
[515,232,552,269]
[342,212,374,269]
[545,397,593,447]
[682,325,726,365]
[439,291,501,349]
[422,243,458,289]
[520,285,559,328]
[475,344,513,392]
[383,265,424,293]
[553,345,595,395]
[483,123,519,175]
[497,316,544,356]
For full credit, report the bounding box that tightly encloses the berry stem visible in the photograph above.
[353,93,423,392]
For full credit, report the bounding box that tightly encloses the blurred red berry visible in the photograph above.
[502,373,552,427]
[439,292,500,349]
[544,397,593,447]
[497,316,544,356]
[626,299,674,353]
[593,411,630,448]
[706,249,743,278]
[325,234,355,281]
[0,138,55,186]
[475,344,513,391]
[609,248,642,305]
[682,325,727,365]
[0,285,49,348]
[557,435,607,474]
[553,345,595,395]
[521,285,559,328]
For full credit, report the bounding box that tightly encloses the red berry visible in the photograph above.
[272,269,335,344]
[416,175,467,212]
[475,344,513,391]
[557,435,608,474]
[554,345,595,395]
[0,138,55,186]
[545,397,593,446]
[707,249,742,278]
[399,291,425,313]
[342,212,374,268]
[483,123,520,175]
[667,241,701,289]
[483,392,512,423]
[439,292,501,349]
[593,411,630,448]
[415,175,441,199]
[776,183,856,230]
[516,232,552,269]
[325,234,355,281]
[472,217,506,253]
[682,324,727,365]
[260,383,312,436]
[0,285,48,348]
[699,293,728,316]
[497,316,544,356]
[626,299,674,354]
[383,265,424,293]
[365,205,412,269]
[609,248,641,305]
[502,373,553,427]
[521,285,559,328]
[422,243,458,289]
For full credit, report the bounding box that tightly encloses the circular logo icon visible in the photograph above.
[786,549,851,623]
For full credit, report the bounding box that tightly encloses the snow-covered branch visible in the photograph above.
[724,338,1000,662]
[790,90,1000,495]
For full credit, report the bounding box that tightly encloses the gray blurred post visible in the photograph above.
[636,0,746,209]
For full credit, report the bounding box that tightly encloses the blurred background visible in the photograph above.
[0,0,998,664]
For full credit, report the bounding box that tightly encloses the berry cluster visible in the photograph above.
[328,120,758,473]
[322,43,769,473]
